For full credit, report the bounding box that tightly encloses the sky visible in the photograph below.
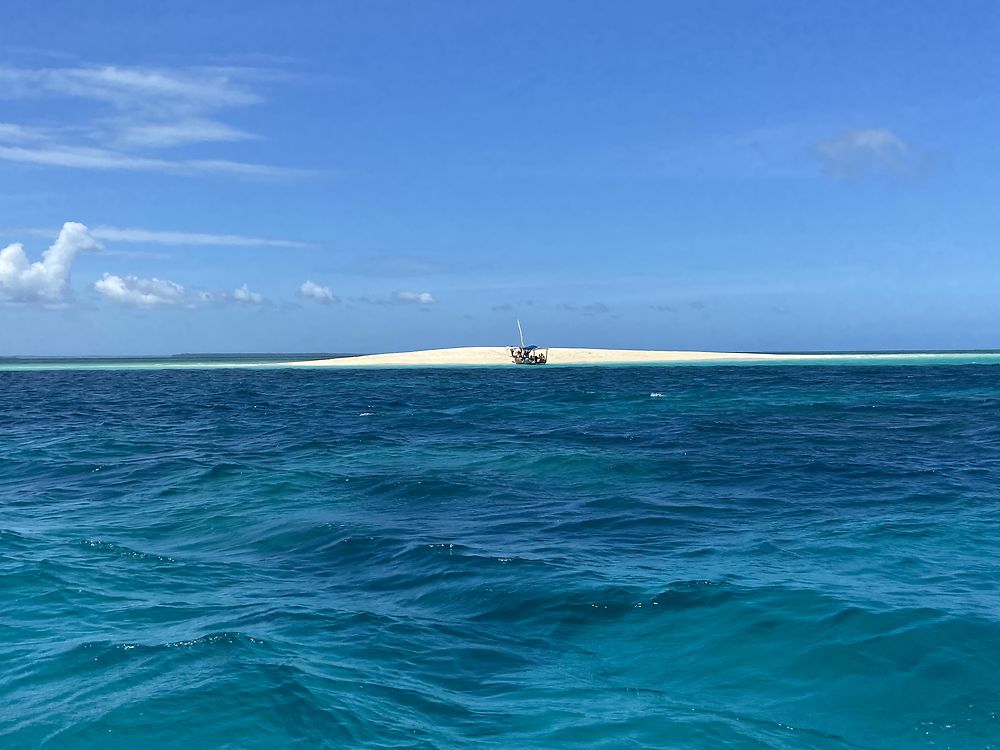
[2,0,1000,355]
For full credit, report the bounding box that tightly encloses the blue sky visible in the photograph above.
[2,0,999,354]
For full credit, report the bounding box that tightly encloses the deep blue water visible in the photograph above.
[2,364,999,749]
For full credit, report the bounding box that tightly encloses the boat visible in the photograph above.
[509,320,548,365]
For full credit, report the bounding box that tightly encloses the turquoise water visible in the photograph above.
[2,362,999,748]
[0,354,340,372]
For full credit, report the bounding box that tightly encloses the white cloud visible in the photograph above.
[814,128,914,177]
[0,143,170,171]
[0,143,304,178]
[0,219,291,308]
[0,65,301,178]
[94,273,186,307]
[88,225,309,248]
[0,65,260,135]
[115,119,257,148]
[93,280,269,308]
[0,122,46,142]
[392,290,436,304]
[354,290,439,306]
[0,222,98,303]
[0,66,260,106]
[298,280,337,304]
[233,283,265,304]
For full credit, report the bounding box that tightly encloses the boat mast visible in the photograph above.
[517,319,525,349]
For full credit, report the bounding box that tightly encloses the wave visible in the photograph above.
[4,365,1000,747]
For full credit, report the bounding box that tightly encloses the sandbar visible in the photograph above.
[281,346,786,367]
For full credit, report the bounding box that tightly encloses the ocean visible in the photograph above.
[2,359,999,748]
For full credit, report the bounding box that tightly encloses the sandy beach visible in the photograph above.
[282,346,787,367]
[276,347,999,368]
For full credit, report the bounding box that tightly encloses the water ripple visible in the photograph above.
[2,365,1000,748]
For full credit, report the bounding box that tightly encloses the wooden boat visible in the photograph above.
[509,320,548,365]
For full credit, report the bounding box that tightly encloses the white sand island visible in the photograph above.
[275,347,995,368]
[282,346,788,367]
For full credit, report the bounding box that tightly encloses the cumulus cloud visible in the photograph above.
[298,280,337,304]
[392,290,436,305]
[232,283,265,304]
[0,65,302,178]
[94,277,271,308]
[94,273,186,306]
[0,219,290,308]
[814,128,916,177]
[0,221,98,303]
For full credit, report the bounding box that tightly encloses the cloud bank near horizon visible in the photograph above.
[2,222,438,312]
[94,273,188,307]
